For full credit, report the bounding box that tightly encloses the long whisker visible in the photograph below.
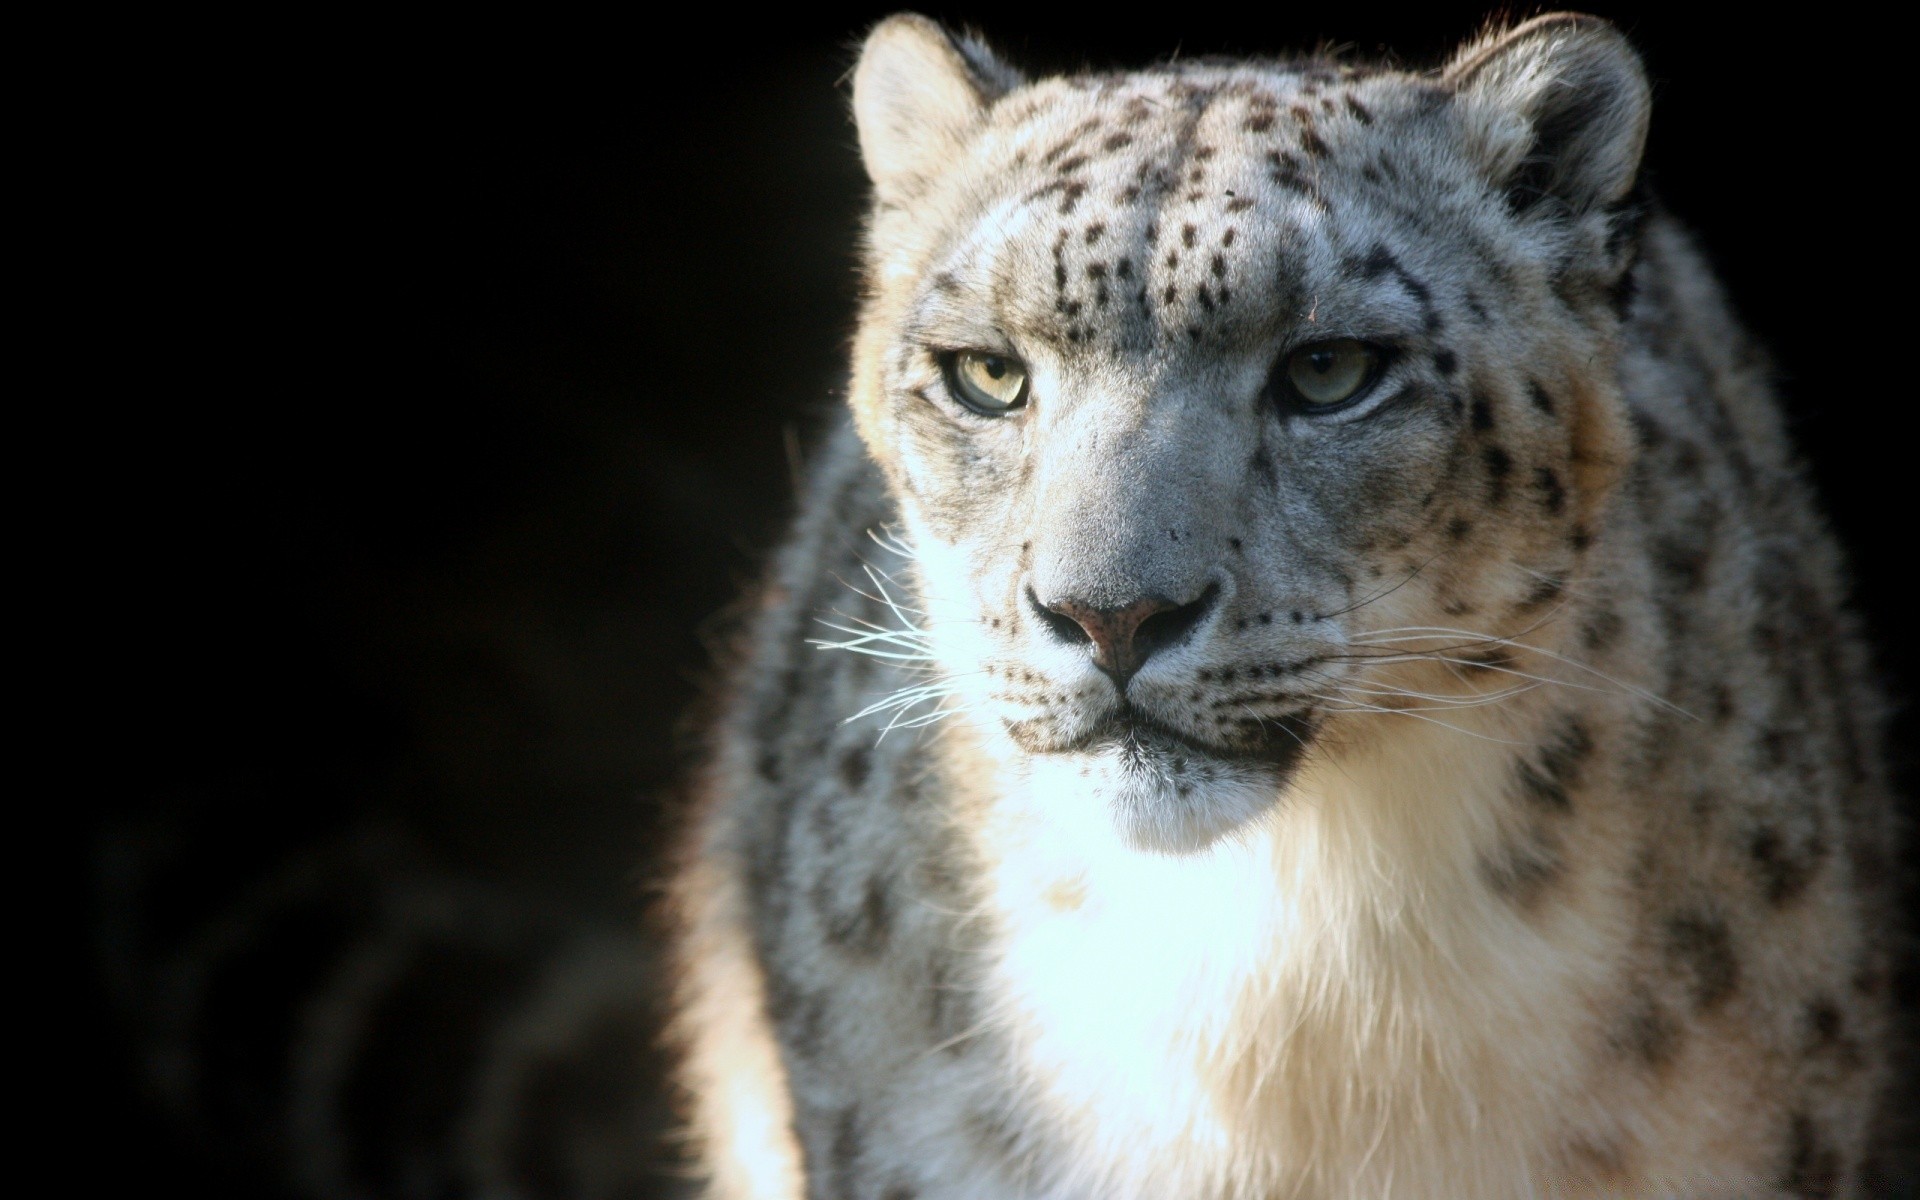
[1304,692,1530,744]
[866,524,919,561]
[1332,648,1627,701]
[1335,680,1539,708]
[1348,625,1695,721]
[1315,549,1446,621]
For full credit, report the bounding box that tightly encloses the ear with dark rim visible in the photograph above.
[1445,13,1650,216]
[853,14,1021,203]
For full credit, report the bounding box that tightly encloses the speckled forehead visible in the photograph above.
[927,66,1411,353]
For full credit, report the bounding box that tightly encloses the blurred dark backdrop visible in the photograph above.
[88,6,1912,1197]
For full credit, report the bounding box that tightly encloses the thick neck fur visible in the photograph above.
[953,676,1650,1198]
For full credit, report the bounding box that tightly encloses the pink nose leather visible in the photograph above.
[1045,597,1179,679]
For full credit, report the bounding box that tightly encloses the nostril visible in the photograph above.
[1028,581,1220,683]
[1028,586,1092,647]
[1134,581,1219,663]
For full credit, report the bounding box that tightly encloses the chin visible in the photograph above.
[1079,723,1303,854]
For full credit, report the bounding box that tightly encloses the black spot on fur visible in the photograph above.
[1482,825,1562,906]
[830,1107,865,1196]
[1512,721,1589,814]
[1806,998,1843,1049]
[1581,606,1621,652]
[1355,246,1440,331]
[1665,909,1739,1010]
[1039,138,1077,167]
[1518,576,1564,611]
[1652,536,1708,592]
[1749,824,1827,906]
[1710,684,1735,723]
[838,745,870,790]
[1533,467,1565,514]
[819,874,894,958]
[1469,395,1494,430]
[1482,446,1512,503]
[1783,1112,1840,1198]
[1527,381,1556,416]
[1343,93,1373,124]
[1631,410,1667,450]
[1460,649,1509,674]
[1265,151,1325,207]
[1434,349,1458,376]
[1614,988,1677,1068]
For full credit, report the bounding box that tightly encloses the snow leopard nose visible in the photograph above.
[1029,583,1220,684]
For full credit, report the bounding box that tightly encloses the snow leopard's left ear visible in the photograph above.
[1445,13,1650,214]
[853,14,1021,203]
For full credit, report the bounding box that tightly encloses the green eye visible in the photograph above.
[948,350,1029,414]
[1282,339,1379,410]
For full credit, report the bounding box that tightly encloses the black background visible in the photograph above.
[91,5,1912,1193]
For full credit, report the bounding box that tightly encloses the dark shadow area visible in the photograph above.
[86,6,1912,1195]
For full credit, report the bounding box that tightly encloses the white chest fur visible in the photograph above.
[971,716,1623,1200]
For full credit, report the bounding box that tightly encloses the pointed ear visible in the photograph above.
[853,14,1020,203]
[1445,13,1650,214]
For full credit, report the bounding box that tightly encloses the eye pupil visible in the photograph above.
[948,350,1030,415]
[1281,339,1378,411]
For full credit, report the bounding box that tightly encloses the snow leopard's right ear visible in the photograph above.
[853,15,1020,202]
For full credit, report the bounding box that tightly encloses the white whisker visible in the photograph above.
[1305,692,1530,744]
[1335,680,1539,709]
[1348,625,1695,720]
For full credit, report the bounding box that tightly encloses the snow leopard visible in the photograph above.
[670,13,1905,1198]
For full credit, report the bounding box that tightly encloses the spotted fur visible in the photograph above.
[670,14,1901,1198]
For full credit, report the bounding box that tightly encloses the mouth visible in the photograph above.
[1068,706,1317,777]
[1040,706,1317,853]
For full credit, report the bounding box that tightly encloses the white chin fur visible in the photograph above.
[1076,742,1284,854]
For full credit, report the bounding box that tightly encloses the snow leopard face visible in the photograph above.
[847,16,1646,850]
